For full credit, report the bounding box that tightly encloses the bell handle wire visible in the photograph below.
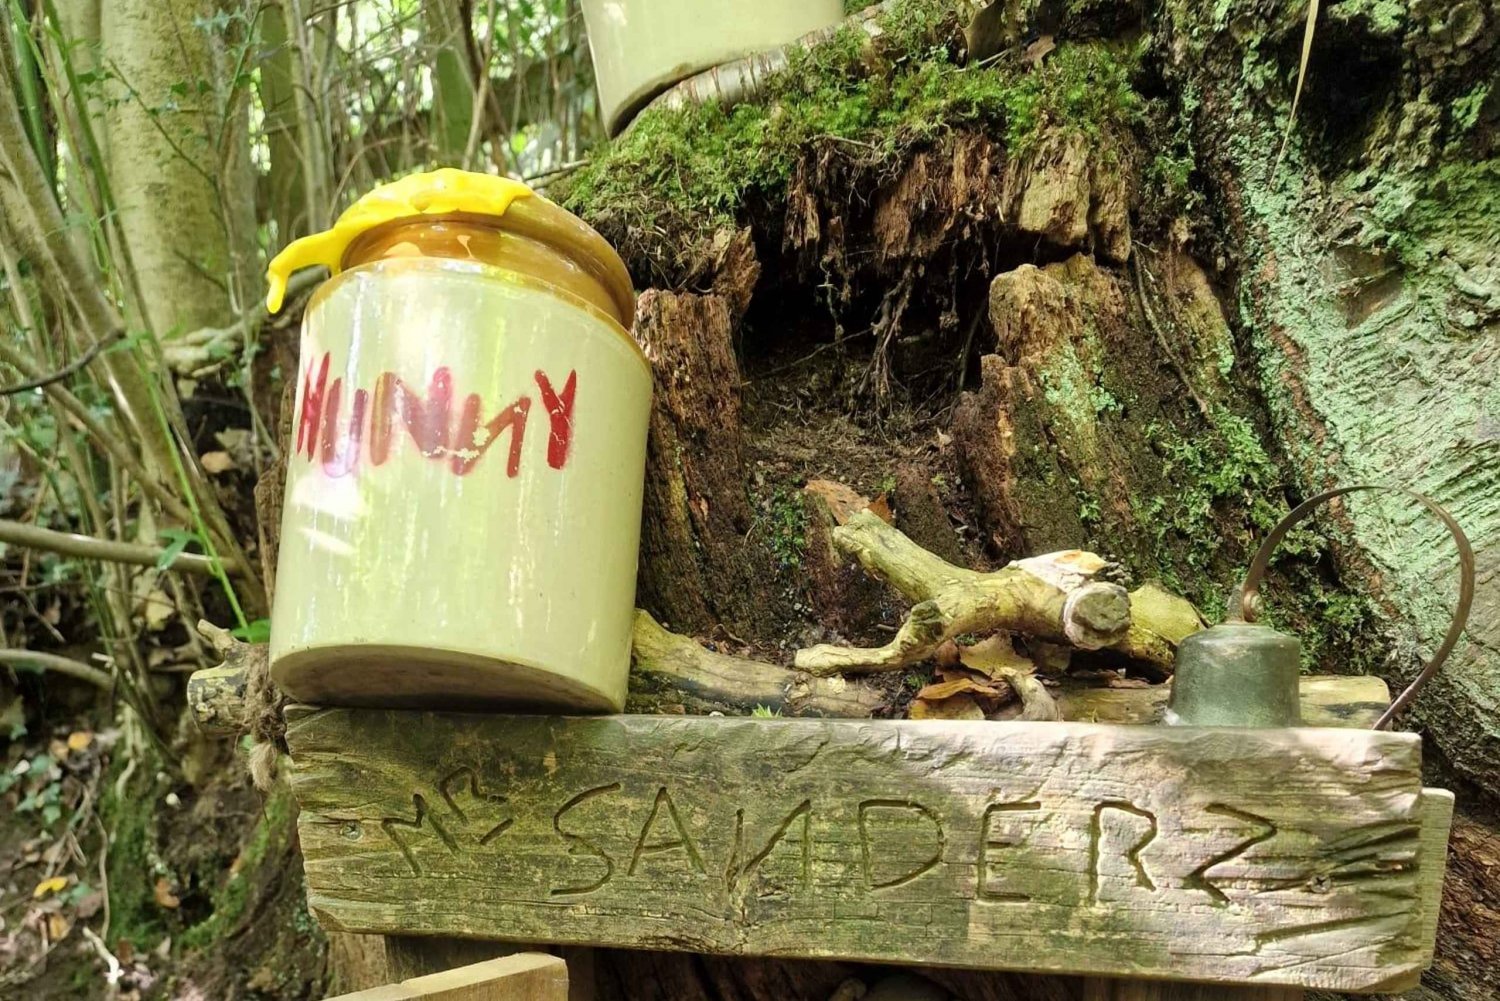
[1227,484,1474,731]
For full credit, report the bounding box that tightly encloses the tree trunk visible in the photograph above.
[101,0,256,331]
[425,0,476,165]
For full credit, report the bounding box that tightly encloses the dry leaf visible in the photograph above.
[143,589,175,631]
[153,878,180,910]
[915,677,1003,701]
[866,494,893,524]
[909,694,985,720]
[46,912,72,941]
[958,634,1034,679]
[66,730,93,752]
[804,479,872,525]
[76,890,104,920]
[33,876,68,899]
[199,450,235,474]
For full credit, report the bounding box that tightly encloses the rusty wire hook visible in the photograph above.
[1226,485,1475,730]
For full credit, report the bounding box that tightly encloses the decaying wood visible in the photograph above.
[634,290,761,634]
[629,610,882,717]
[187,622,265,735]
[286,709,1437,992]
[794,511,1200,675]
[324,953,567,1001]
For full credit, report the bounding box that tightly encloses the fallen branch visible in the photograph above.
[0,518,249,578]
[630,610,883,717]
[794,511,1202,675]
[0,648,113,689]
[796,511,1129,674]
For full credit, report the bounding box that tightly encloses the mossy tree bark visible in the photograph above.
[101,0,259,331]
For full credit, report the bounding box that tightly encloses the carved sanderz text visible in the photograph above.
[375,770,1288,906]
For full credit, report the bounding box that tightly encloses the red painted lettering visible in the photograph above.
[319,381,368,478]
[295,353,331,459]
[292,352,570,479]
[370,368,454,465]
[534,370,577,469]
[451,393,532,477]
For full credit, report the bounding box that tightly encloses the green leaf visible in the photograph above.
[156,529,201,570]
[232,618,271,644]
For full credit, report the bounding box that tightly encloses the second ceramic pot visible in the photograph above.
[582,0,845,135]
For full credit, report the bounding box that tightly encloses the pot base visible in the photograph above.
[272,643,621,713]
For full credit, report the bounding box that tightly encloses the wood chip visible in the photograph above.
[804,479,873,525]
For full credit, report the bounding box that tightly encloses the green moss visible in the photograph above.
[558,0,1145,247]
[101,754,170,951]
[178,784,296,952]
[1133,407,1280,600]
[762,485,809,570]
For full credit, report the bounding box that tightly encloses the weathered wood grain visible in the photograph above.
[287,711,1429,992]
[324,952,567,1000]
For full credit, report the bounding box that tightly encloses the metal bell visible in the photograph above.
[1168,620,1301,727]
[1167,485,1475,730]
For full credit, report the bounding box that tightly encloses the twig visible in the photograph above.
[0,328,124,396]
[1132,254,1213,419]
[0,518,247,578]
[0,648,113,689]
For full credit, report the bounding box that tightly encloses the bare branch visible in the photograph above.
[0,648,113,689]
[0,327,124,396]
[0,518,249,578]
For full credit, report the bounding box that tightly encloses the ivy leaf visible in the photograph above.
[232,618,271,644]
[156,529,201,570]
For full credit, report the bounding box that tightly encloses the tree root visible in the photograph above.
[794,511,1202,676]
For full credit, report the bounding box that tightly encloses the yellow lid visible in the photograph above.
[265,168,534,313]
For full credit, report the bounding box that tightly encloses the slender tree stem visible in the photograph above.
[0,648,113,689]
[0,518,247,578]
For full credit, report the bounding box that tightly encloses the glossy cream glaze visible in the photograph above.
[582,0,845,134]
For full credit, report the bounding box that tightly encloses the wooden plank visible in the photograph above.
[1057,675,1390,728]
[1365,787,1456,994]
[287,711,1427,992]
[324,953,567,1000]
[1082,982,1302,1001]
